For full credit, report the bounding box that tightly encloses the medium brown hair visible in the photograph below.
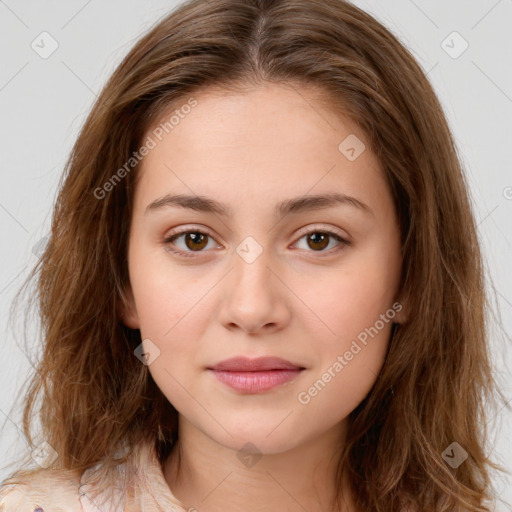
[2,0,508,510]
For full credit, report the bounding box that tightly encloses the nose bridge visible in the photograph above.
[232,233,273,295]
[218,233,287,333]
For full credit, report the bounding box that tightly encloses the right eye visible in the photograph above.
[163,229,221,258]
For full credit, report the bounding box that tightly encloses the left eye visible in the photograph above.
[164,229,349,258]
[294,231,348,253]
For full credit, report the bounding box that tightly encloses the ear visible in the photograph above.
[392,295,409,325]
[120,284,140,329]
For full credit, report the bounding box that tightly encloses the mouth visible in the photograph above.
[208,356,305,372]
[207,356,306,393]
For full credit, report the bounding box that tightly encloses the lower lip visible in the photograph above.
[209,369,304,393]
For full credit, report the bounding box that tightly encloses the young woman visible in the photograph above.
[0,0,506,510]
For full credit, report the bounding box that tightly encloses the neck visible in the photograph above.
[163,416,357,512]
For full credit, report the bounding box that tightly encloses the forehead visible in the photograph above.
[135,83,393,220]
[145,82,362,156]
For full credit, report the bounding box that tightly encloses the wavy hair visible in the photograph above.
[2,0,508,510]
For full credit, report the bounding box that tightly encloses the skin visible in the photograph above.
[122,82,407,512]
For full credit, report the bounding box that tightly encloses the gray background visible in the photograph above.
[1,0,511,507]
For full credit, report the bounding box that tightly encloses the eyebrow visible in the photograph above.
[145,192,373,218]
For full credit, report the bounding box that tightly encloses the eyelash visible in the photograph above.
[163,226,350,259]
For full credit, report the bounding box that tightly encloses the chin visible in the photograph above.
[207,425,302,455]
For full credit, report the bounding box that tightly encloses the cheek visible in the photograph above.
[293,252,399,344]
[128,252,209,368]
[295,347,386,430]
[296,272,395,416]
[290,246,398,405]
[134,280,206,412]
[128,243,206,336]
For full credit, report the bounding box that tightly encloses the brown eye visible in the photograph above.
[182,232,209,251]
[294,230,349,255]
[164,230,217,257]
[306,232,330,251]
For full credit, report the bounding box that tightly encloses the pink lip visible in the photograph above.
[207,356,305,393]
[208,356,304,372]
[210,369,303,393]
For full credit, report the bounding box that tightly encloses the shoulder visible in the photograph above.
[0,469,85,512]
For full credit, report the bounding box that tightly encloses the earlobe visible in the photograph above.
[120,285,140,329]
[392,297,409,325]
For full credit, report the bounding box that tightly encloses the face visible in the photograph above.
[122,82,405,454]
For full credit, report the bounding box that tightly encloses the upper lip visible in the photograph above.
[208,356,305,371]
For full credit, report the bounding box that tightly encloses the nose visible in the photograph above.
[217,245,291,335]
